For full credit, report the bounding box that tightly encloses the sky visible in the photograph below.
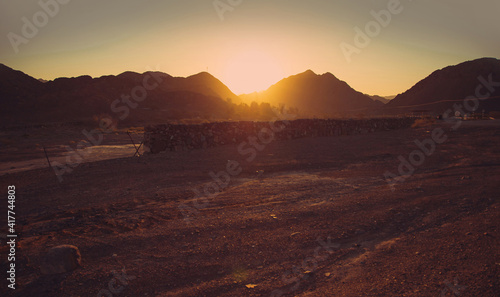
[1,0,499,96]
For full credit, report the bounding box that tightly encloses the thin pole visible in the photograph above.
[127,131,139,154]
[43,146,52,168]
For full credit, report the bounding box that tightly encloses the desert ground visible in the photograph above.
[1,120,499,296]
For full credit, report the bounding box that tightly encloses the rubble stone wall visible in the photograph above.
[144,118,415,154]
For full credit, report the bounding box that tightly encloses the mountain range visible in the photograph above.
[367,95,394,105]
[0,65,240,125]
[240,70,382,117]
[1,57,499,126]
[385,58,500,114]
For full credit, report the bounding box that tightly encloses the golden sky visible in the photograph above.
[1,0,499,96]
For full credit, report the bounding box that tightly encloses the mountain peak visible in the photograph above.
[301,69,317,76]
[386,57,500,113]
[188,71,216,80]
[184,71,241,103]
[296,70,340,81]
[257,69,379,116]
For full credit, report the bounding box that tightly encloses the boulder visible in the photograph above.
[40,245,81,275]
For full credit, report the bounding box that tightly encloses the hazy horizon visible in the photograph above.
[2,0,499,96]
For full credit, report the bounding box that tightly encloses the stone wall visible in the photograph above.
[144,118,415,154]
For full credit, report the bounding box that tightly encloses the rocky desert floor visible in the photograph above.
[0,120,499,296]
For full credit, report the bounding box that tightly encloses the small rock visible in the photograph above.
[40,245,81,275]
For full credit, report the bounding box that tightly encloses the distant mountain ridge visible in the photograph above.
[367,95,392,104]
[245,70,381,117]
[385,58,500,114]
[0,65,241,125]
[2,57,500,125]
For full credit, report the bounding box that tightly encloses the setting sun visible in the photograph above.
[221,50,285,95]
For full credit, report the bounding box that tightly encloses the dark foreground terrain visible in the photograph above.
[1,120,499,296]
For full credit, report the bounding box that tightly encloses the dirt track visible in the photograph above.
[1,120,499,296]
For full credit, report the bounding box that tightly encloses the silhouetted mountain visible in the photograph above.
[367,95,391,104]
[4,58,500,126]
[0,65,242,125]
[0,64,44,103]
[182,72,241,104]
[0,64,47,123]
[249,70,381,117]
[385,58,500,114]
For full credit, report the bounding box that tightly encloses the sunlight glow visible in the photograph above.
[222,50,285,95]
